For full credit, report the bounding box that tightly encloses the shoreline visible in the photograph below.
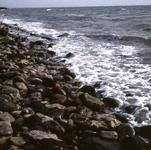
[0,23,151,150]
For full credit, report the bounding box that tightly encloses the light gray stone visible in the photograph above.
[9,136,26,146]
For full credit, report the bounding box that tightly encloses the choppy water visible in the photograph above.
[1,6,151,126]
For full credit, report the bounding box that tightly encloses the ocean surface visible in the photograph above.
[1,6,151,126]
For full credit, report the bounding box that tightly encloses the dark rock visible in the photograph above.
[103,97,121,108]
[117,123,135,137]
[24,114,42,128]
[0,112,15,122]
[146,142,151,150]
[42,76,55,87]
[76,106,93,116]
[52,94,67,104]
[120,136,148,150]
[0,28,8,36]
[31,101,49,115]
[135,125,151,140]
[3,102,16,112]
[79,93,105,111]
[30,41,44,47]
[125,105,138,113]
[80,85,95,95]
[60,67,76,78]
[52,86,66,95]
[30,78,42,85]
[30,92,42,100]
[84,137,121,150]
[64,133,79,145]
[58,32,69,37]
[114,113,129,123]
[31,125,45,132]
[80,130,97,139]
[70,113,89,124]
[135,108,148,123]
[8,136,26,146]
[14,82,27,90]
[66,52,74,58]
[13,76,26,84]
[48,109,64,119]
[0,72,17,80]
[0,121,13,136]
[40,138,65,150]
[47,50,56,56]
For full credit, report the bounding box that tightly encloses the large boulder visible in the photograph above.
[79,93,105,110]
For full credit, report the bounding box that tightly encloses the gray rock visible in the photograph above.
[24,130,58,141]
[3,102,16,112]
[81,120,108,130]
[0,121,13,135]
[135,108,148,123]
[103,97,122,108]
[9,136,26,146]
[76,106,93,116]
[2,86,20,98]
[79,93,105,110]
[30,92,42,99]
[45,103,66,110]
[14,82,27,90]
[48,109,64,119]
[65,106,76,113]
[117,123,135,137]
[85,137,121,150]
[0,112,15,122]
[100,131,118,140]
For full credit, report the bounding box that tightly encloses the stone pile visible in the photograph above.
[0,24,151,150]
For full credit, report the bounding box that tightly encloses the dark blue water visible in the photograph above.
[1,6,151,125]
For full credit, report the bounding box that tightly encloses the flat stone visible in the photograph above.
[0,112,15,122]
[24,130,58,141]
[14,82,27,90]
[100,131,118,140]
[0,121,13,135]
[9,136,26,146]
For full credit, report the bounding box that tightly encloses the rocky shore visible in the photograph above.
[0,23,151,150]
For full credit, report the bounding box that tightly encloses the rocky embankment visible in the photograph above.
[0,24,151,150]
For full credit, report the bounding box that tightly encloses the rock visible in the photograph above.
[0,28,8,36]
[135,125,151,140]
[134,108,148,123]
[80,130,97,138]
[24,114,42,128]
[3,102,16,112]
[60,67,76,78]
[42,76,55,87]
[9,136,26,146]
[66,52,74,58]
[45,103,66,110]
[80,120,108,130]
[2,86,20,98]
[64,75,73,81]
[48,109,64,119]
[80,85,95,95]
[14,82,27,90]
[40,138,65,150]
[0,112,15,122]
[70,113,89,124]
[30,92,42,99]
[17,59,29,67]
[0,72,17,80]
[47,50,56,56]
[0,136,11,145]
[64,133,79,145]
[0,121,13,135]
[117,123,135,137]
[13,76,26,84]
[120,136,148,150]
[100,131,118,140]
[30,78,42,85]
[52,94,67,104]
[103,97,121,108]
[76,106,93,116]
[23,130,58,141]
[79,93,105,110]
[65,106,76,114]
[114,113,129,123]
[31,100,49,115]
[85,137,121,150]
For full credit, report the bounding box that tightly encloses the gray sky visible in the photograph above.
[1,0,151,8]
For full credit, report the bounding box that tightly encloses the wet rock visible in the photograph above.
[14,82,27,90]
[53,94,67,104]
[60,67,76,78]
[47,50,56,56]
[85,137,121,150]
[0,121,13,135]
[9,136,26,146]
[114,113,129,123]
[24,114,42,128]
[64,75,73,81]
[23,130,58,141]
[17,59,30,67]
[100,131,118,140]
[120,136,148,150]
[0,72,17,80]
[30,78,42,85]
[31,100,49,115]
[103,97,121,108]
[66,52,74,58]
[76,106,93,116]
[0,27,8,36]
[0,112,15,122]
[42,76,55,87]
[48,109,64,119]
[117,123,135,137]
[79,93,105,110]
[80,130,97,138]
[2,86,20,98]
[134,108,148,123]
[80,85,95,95]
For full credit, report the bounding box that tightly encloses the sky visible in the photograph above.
[0,0,151,8]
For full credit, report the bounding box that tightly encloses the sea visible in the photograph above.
[0,6,151,126]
